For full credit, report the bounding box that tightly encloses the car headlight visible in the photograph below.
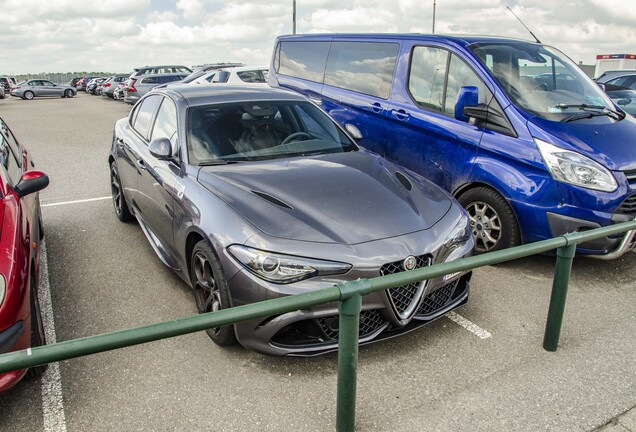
[0,274,5,307]
[228,245,352,284]
[444,213,472,251]
[535,138,617,192]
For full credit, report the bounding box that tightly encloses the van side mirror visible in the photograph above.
[454,86,479,122]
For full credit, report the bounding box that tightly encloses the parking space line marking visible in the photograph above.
[447,312,492,339]
[39,242,68,432]
[42,196,111,208]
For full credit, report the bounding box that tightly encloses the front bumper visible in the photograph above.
[0,321,27,393]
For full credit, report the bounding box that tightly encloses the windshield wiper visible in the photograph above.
[198,160,240,166]
[556,103,625,122]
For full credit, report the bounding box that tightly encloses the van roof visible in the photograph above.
[275,33,538,47]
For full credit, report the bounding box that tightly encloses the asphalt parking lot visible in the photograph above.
[0,92,634,432]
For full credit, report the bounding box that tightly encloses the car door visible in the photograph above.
[384,43,494,193]
[41,80,60,96]
[116,95,163,216]
[134,96,182,265]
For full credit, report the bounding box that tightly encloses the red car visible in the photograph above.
[0,116,49,393]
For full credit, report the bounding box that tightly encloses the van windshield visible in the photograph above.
[469,42,621,122]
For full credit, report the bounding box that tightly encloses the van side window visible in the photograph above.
[324,42,398,99]
[444,54,490,115]
[408,47,448,111]
[278,41,330,83]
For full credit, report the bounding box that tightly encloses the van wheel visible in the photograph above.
[458,187,520,253]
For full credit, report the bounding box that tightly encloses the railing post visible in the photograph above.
[543,242,576,351]
[336,293,361,432]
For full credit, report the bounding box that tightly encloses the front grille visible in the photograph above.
[616,194,636,215]
[380,255,431,316]
[416,279,460,317]
[317,309,386,341]
[623,170,636,186]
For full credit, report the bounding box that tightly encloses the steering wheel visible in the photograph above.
[281,132,313,145]
[532,83,548,92]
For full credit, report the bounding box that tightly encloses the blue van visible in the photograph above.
[269,34,636,258]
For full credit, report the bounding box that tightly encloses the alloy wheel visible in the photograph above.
[465,200,502,252]
[192,251,222,337]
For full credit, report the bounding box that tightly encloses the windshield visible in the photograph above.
[469,42,618,121]
[187,101,357,165]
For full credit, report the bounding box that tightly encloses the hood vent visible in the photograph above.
[252,190,293,209]
[395,171,413,191]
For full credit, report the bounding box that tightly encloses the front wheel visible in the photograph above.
[458,187,520,253]
[190,240,237,346]
[64,89,73,98]
[25,274,47,379]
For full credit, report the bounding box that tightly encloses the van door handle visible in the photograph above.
[391,109,410,121]
[370,102,383,113]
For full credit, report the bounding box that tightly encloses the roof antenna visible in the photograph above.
[506,5,541,44]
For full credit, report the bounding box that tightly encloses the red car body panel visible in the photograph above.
[0,125,45,393]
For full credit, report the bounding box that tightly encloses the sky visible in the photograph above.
[1,0,635,75]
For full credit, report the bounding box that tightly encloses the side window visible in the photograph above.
[0,134,21,184]
[408,46,449,111]
[277,41,330,83]
[444,54,490,115]
[131,95,162,140]
[143,76,159,85]
[324,42,399,99]
[151,98,178,151]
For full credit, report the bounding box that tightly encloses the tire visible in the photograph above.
[64,89,73,98]
[190,240,237,346]
[458,187,520,253]
[25,273,48,379]
[110,162,133,222]
[24,91,34,100]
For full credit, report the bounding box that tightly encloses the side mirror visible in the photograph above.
[344,123,362,142]
[149,137,174,160]
[14,170,49,197]
[597,83,606,92]
[454,86,479,122]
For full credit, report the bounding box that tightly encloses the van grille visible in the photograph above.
[616,194,636,215]
[623,170,636,186]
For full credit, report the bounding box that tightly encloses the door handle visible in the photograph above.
[136,159,146,170]
[391,109,410,121]
[370,102,384,113]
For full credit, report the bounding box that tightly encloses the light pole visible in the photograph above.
[293,0,297,34]
[432,0,436,34]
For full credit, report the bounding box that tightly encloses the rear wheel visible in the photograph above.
[458,187,520,253]
[64,89,73,98]
[190,240,237,346]
[110,162,133,222]
[25,273,47,379]
[23,91,34,100]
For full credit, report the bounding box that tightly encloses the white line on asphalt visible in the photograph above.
[42,196,111,208]
[446,311,492,339]
[39,242,68,432]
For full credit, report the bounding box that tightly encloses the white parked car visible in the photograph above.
[188,66,269,86]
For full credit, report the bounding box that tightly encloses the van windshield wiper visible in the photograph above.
[556,103,625,122]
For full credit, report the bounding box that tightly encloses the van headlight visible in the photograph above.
[228,245,352,284]
[535,138,617,192]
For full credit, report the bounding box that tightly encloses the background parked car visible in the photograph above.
[0,116,49,393]
[123,73,188,105]
[211,65,269,84]
[0,87,4,99]
[602,83,636,117]
[86,77,107,95]
[109,85,473,356]
[0,77,13,93]
[76,76,100,92]
[101,75,128,99]
[10,80,76,99]
[176,63,244,86]
[595,70,636,87]
[67,77,81,88]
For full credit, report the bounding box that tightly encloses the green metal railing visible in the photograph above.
[1,220,635,431]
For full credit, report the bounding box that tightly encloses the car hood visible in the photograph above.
[197,151,452,244]
[528,116,636,171]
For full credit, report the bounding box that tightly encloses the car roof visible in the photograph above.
[157,84,306,107]
[216,65,268,73]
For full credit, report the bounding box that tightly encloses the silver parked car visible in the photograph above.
[123,73,188,105]
[109,85,474,356]
[10,79,76,100]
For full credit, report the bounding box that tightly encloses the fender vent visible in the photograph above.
[252,190,293,209]
[395,171,412,191]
